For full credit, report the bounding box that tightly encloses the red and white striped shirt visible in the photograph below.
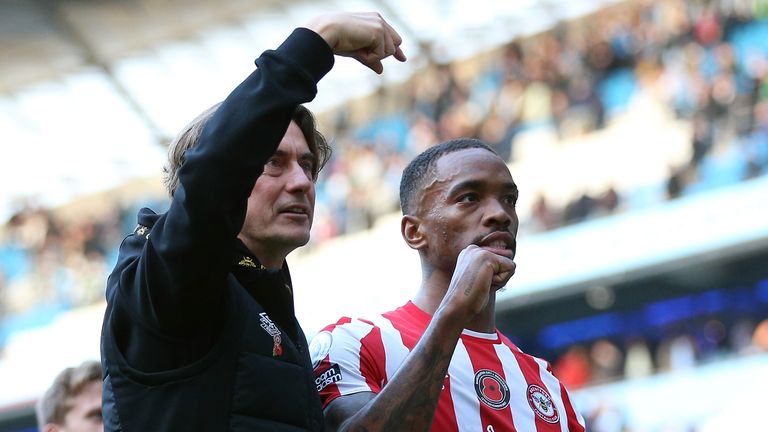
[310,301,586,432]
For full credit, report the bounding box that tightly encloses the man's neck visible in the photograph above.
[466,296,496,333]
[237,235,288,269]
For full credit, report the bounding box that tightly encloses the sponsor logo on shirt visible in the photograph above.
[474,369,510,410]
[526,384,559,424]
[309,331,333,369]
[315,363,342,392]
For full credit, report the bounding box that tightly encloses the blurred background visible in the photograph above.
[1,0,768,430]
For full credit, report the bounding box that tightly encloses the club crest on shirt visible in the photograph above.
[526,384,559,423]
[474,369,510,410]
[258,312,283,356]
[309,331,333,368]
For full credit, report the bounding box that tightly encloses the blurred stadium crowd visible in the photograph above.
[311,0,768,239]
[1,0,768,429]
[553,315,768,390]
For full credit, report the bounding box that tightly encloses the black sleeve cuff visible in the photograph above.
[261,27,335,84]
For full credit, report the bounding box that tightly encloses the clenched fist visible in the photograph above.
[304,12,407,74]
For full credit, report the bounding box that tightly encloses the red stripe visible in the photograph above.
[358,322,387,391]
[540,358,584,429]
[379,309,459,431]
[508,348,562,432]
[431,373,459,432]
[381,311,421,350]
[497,333,520,353]
[319,316,353,333]
[559,383,585,432]
[464,339,517,432]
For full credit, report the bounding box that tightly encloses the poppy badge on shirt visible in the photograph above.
[474,369,511,410]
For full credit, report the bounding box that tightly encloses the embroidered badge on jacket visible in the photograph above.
[238,256,258,268]
[259,312,283,356]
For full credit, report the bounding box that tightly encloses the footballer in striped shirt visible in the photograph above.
[310,138,586,431]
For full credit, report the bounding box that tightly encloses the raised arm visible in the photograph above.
[323,246,515,431]
[109,12,405,347]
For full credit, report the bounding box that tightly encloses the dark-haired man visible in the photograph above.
[100,12,405,432]
[311,139,586,431]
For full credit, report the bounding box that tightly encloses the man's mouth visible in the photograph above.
[282,206,307,214]
[279,204,310,217]
[476,231,516,258]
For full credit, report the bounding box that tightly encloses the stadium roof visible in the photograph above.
[0,0,619,222]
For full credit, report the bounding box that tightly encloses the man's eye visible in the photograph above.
[264,158,284,172]
[459,193,478,202]
[300,161,315,173]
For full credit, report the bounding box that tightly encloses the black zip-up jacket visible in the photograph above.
[100,28,334,432]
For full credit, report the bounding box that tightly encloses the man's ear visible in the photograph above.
[401,215,427,250]
[42,423,60,432]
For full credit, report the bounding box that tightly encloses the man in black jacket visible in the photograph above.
[100,12,405,432]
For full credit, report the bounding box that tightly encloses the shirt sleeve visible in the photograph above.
[310,319,387,408]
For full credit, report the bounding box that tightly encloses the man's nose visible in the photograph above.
[286,162,313,192]
[484,199,513,228]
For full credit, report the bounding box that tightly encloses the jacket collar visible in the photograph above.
[231,239,294,295]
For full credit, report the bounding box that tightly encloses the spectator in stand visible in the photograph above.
[36,360,103,432]
[590,339,624,383]
[528,193,559,232]
[554,344,593,390]
[751,319,768,351]
[623,337,654,379]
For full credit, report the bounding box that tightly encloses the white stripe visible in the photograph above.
[449,340,483,431]
[462,328,499,340]
[369,314,412,384]
[327,319,375,396]
[495,344,537,432]
[534,357,585,430]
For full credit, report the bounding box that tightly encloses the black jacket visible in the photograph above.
[100,28,333,431]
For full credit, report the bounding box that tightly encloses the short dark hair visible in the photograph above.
[163,104,331,196]
[399,138,499,215]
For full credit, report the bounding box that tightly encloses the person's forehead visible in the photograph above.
[70,381,102,409]
[78,381,102,398]
[277,121,310,153]
[432,148,512,183]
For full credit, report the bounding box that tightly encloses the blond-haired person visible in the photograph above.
[37,361,102,432]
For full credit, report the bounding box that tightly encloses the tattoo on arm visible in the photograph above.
[463,271,478,297]
[340,323,460,432]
